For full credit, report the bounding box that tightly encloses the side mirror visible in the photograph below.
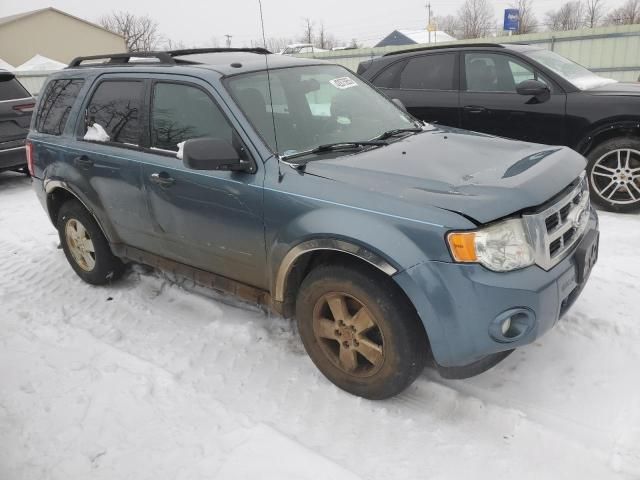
[392,98,408,112]
[182,137,250,172]
[516,79,550,98]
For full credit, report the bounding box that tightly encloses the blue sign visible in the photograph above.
[504,9,520,31]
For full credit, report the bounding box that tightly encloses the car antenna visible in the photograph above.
[258,0,284,182]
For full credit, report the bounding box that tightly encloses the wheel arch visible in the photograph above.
[576,119,640,155]
[274,239,399,318]
[45,180,113,242]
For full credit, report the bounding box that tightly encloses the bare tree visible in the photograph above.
[317,23,339,50]
[545,1,585,30]
[457,0,495,39]
[99,11,160,52]
[253,37,295,52]
[162,38,188,50]
[434,14,461,37]
[584,0,605,27]
[510,0,538,33]
[301,18,315,44]
[349,38,362,49]
[603,0,640,24]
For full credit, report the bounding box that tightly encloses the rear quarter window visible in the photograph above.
[35,79,85,135]
[0,76,30,101]
[399,53,456,90]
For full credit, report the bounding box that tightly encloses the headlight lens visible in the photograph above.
[447,218,535,272]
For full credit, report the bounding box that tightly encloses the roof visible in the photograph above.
[398,29,457,44]
[64,50,328,77]
[374,29,456,48]
[15,54,66,72]
[383,42,541,57]
[0,7,124,39]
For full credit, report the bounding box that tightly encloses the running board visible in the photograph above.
[113,244,272,308]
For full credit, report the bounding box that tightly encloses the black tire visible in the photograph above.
[57,200,125,285]
[296,263,428,400]
[586,137,640,213]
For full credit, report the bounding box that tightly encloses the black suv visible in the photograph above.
[359,43,640,213]
[0,70,35,174]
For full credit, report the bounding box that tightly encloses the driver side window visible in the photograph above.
[151,82,233,152]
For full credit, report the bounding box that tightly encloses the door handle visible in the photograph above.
[463,105,488,114]
[150,172,175,187]
[74,155,94,168]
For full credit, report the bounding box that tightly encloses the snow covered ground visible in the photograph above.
[1,171,639,480]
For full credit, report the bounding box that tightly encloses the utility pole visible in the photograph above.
[426,2,432,44]
[224,34,232,48]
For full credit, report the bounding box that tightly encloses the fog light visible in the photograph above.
[501,317,512,336]
[489,308,536,343]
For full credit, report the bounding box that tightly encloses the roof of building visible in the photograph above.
[374,29,456,48]
[0,7,124,39]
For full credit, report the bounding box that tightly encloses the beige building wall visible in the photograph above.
[0,9,126,66]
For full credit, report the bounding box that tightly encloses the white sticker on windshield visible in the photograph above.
[329,77,358,89]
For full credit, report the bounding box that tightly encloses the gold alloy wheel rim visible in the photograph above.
[312,292,385,377]
[65,218,96,272]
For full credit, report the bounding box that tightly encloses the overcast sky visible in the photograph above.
[1,0,628,48]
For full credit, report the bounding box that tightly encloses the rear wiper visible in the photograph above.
[281,140,388,161]
[374,127,424,141]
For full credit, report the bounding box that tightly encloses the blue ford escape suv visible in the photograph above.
[27,49,599,399]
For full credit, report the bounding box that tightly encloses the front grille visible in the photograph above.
[523,173,591,270]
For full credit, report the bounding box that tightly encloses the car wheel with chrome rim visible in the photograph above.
[587,137,640,213]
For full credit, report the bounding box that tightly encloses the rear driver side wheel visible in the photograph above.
[57,200,125,285]
[586,137,640,213]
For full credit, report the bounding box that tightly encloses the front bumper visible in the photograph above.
[394,208,599,372]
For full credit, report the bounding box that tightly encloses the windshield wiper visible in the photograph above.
[374,127,424,141]
[281,140,388,161]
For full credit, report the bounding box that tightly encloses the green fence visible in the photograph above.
[295,24,640,82]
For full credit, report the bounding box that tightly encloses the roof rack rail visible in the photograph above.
[68,51,175,68]
[383,42,504,56]
[67,48,272,68]
[168,47,271,56]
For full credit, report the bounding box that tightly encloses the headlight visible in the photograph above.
[447,218,535,272]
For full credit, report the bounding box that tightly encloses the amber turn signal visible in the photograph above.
[447,232,478,262]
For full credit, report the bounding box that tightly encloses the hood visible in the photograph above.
[584,82,640,96]
[302,128,586,224]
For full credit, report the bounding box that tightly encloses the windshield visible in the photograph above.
[225,64,416,157]
[524,49,616,90]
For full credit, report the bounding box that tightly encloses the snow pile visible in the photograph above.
[0,173,639,479]
[176,141,185,160]
[84,123,110,142]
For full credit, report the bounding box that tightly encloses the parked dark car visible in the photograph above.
[28,49,598,399]
[359,43,640,213]
[0,70,35,174]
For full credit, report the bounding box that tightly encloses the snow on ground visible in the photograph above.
[0,171,639,480]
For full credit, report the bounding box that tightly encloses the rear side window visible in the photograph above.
[372,60,408,89]
[151,82,233,151]
[35,79,84,135]
[86,80,144,144]
[399,54,456,90]
[0,75,30,101]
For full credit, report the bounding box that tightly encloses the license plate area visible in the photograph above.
[575,230,599,285]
